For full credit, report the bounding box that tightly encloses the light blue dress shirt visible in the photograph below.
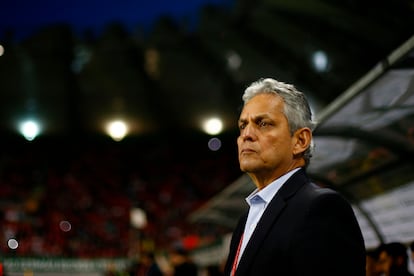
[235,168,301,266]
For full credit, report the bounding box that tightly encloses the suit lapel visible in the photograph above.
[235,170,308,275]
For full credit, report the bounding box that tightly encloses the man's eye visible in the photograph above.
[239,124,246,130]
[259,121,268,127]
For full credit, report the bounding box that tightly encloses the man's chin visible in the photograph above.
[239,162,258,173]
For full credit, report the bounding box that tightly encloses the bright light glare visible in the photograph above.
[59,220,72,232]
[312,50,329,72]
[19,120,40,141]
[106,120,128,141]
[208,137,222,151]
[8,238,19,249]
[203,118,223,135]
[130,208,147,229]
[0,44,4,56]
[226,50,242,70]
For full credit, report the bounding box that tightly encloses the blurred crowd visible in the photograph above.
[3,136,414,276]
[366,241,414,276]
[0,135,240,258]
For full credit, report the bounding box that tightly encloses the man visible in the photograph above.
[224,78,366,276]
[366,248,381,276]
[376,242,413,276]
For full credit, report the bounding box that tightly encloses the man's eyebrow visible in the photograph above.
[239,113,271,121]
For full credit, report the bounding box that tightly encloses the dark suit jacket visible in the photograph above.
[224,169,366,276]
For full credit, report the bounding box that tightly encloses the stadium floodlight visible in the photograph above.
[311,50,330,73]
[202,117,223,135]
[106,120,128,141]
[19,120,41,141]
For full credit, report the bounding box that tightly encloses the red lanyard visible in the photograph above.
[231,234,244,276]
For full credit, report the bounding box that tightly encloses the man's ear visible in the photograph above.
[293,127,312,156]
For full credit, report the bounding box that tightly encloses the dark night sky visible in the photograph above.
[0,0,234,40]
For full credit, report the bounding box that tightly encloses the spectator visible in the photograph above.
[376,242,413,276]
[169,247,198,276]
[366,248,380,276]
[144,252,164,276]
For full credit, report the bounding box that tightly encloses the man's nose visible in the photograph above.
[241,124,255,140]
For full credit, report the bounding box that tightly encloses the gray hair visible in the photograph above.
[242,78,317,166]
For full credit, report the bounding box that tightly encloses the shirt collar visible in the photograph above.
[246,168,301,206]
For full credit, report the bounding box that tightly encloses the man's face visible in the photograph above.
[376,251,392,276]
[237,93,299,184]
